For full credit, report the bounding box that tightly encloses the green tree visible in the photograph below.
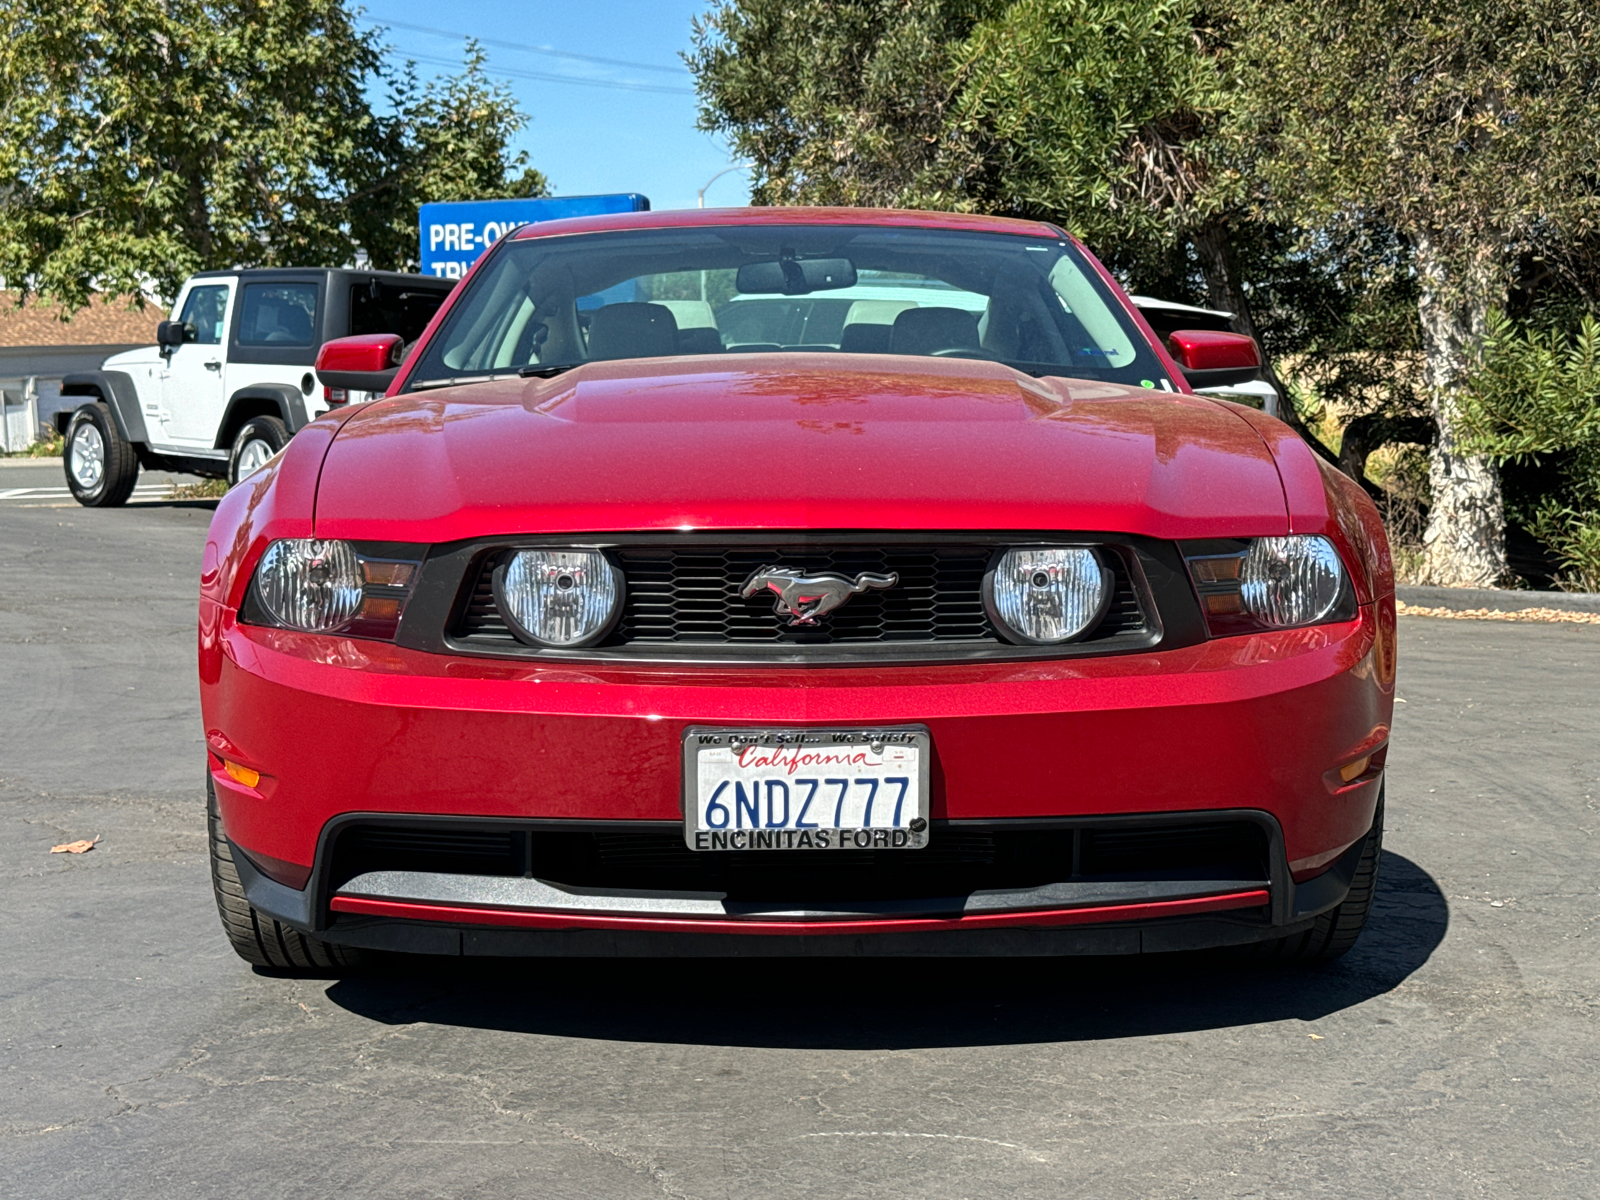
[689,0,1364,451]
[349,46,550,272]
[1460,312,1600,589]
[1230,0,1600,585]
[0,1,545,306]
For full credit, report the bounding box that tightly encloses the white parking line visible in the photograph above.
[0,485,176,502]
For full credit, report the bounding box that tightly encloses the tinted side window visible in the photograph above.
[178,285,230,345]
[239,283,319,346]
[350,283,449,343]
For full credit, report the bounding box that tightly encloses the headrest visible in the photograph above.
[586,302,679,361]
[839,323,893,354]
[890,306,980,356]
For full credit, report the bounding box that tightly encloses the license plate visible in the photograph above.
[683,726,931,851]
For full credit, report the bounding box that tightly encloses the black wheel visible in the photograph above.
[208,773,363,971]
[1258,789,1384,962]
[228,415,289,486]
[63,402,139,507]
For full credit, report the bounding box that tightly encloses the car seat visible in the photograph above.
[889,307,980,356]
[586,303,679,360]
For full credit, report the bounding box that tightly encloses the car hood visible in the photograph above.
[312,354,1289,543]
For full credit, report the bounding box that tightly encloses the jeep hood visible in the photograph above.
[311,354,1288,544]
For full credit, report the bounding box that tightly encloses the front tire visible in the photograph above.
[64,402,139,507]
[1259,789,1384,962]
[228,415,289,486]
[208,774,362,971]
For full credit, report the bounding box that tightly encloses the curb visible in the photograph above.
[1396,585,1600,615]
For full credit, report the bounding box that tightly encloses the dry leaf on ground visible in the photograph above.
[1396,601,1600,625]
[49,836,100,854]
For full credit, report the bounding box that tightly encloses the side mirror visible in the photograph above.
[315,333,403,394]
[1166,330,1262,389]
[156,320,192,353]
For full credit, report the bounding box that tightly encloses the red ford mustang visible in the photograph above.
[199,207,1394,968]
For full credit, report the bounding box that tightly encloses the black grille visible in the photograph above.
[453,543,1148,651]
[333,826,521,880]
[328,820,1268,902]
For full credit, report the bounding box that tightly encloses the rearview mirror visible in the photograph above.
[735,257,858,295]
[315,333,404,393]
[1166,330,1262,389]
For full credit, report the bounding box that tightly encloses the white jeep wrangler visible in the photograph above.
[56,268,453,506]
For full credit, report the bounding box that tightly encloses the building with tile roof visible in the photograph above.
[0,291,165,445]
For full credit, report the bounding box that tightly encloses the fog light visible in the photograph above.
[984,546,1111,644]
[494,548,624,648]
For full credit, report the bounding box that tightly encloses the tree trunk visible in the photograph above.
[1413,233,1506,587]
[1190,218,1337,462]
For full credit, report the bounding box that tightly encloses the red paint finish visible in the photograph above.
[206,602,1384,879]
[314,359,1291,545]
[328,888,1271,936]
[314,333,401,373]
[505,205,1065,244]
[1166,329,1262,371]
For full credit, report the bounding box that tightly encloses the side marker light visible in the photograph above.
[1339,755,1371,784]
[224,760,261,788]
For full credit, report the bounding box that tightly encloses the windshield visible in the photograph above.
[404,224,1171,389]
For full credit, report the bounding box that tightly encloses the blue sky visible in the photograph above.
[361,0,751,212]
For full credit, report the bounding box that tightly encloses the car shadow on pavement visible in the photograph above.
[322,851,1447,1049]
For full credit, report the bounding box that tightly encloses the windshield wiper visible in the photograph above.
[410,372,522,391]
[519,363,581,378]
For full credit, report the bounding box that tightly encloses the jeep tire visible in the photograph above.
[64,402,140,507]
[208,773,363,971]
[228,415,289,486]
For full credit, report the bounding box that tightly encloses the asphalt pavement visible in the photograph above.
[2,471,1597,1199]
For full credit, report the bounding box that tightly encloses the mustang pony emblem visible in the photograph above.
[741,566,899,626]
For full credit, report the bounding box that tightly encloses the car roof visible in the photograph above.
[509,206,1067,242]
[188,267,452,287]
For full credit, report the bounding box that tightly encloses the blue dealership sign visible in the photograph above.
[418,194,650,279]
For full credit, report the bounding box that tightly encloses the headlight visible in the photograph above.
[1185,535,1353,635]
[1241,536,1345,626]
[256,539,363,631]
[984,546,1111,644]
[494,549,623,648]
[246,539,421,638]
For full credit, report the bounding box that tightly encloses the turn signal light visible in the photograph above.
[224,760,260,788]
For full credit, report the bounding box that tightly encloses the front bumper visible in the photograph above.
[202,599,1390,953]
[231,817,1369,956]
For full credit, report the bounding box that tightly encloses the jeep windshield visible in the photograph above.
[404,224,1172,390]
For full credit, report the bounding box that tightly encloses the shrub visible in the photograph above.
[1461,312,1600,591]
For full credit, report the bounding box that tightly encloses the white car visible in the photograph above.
[56,268,454,506]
